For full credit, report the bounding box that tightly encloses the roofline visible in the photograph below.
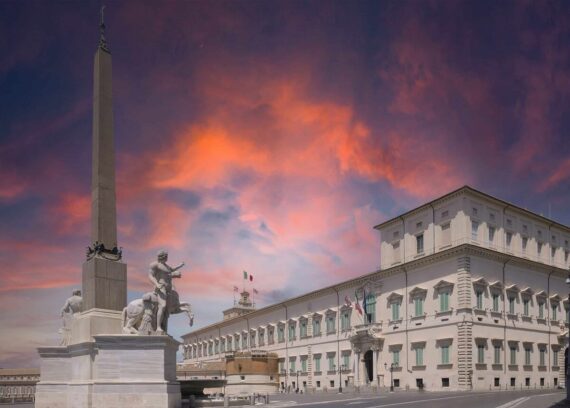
[373,185,570,233]
[182,242,570,339]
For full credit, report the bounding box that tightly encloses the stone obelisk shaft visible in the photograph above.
[81,39,127,313]
[91,46,117,249]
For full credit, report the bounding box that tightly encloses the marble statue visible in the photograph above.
[59,289,83,345]
[122,251,193,335]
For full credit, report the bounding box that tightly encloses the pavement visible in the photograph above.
[263,389,568,408]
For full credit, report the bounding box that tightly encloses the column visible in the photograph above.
[372,348,379,386]
[354,350,361,386]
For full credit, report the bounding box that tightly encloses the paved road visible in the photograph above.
[265,390,567,408]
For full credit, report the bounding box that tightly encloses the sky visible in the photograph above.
[1,0,570,368]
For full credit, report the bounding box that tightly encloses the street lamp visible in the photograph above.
[384,362,398,392]
[335,364,346,394]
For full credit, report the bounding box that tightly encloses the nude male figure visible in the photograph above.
[148,250,185,334]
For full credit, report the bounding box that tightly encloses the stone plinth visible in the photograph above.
[69,308,123,345]
[82,257,127,311]
[36,335,181,408]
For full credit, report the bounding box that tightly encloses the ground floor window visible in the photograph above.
[555,378,558,386]
[525,378,530,387]
[316,381,321,388]
[416,378,424,389]
[442,378,449,387]
[540,378,544,387]
[494,378,500,387]
[510,378,515,387]
[329,380,335,388]
[393,379,400,388]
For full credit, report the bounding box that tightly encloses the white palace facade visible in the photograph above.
[181,186,570,392]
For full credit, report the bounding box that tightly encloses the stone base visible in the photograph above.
[36,335,181,408]
[69,308,123,344]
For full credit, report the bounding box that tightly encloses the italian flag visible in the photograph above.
[244,270,253,282]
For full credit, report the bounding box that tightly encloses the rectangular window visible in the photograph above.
[525,348,531,365]
[554,350,559,367]
[440,292,450,312]
[492,294,500,312]
[290,358,296,372]
[327,354,335,371]
[540,349,546,366]
[392,241,401,262]
[301,358,307,373]
[477,345,485,364]
[510,347,516,365]
[441,223,451,246]
[523,299,529,316]
[509,297,515,314]
[441,345,450,364]
[343,353,350,369]
[552,304,557,320]
[365,294,376,323]
[314,355,321,372]
[522,237,528,253]
[415,347,424,366]
[300,321,307,338]
[313,319,321,336]
[494,345,501,364]
[416,234,424,254]
[471,221,479,240]
[506,232,512,248]
[414,297,424,316]
[326,316,335,333]
[565,250,569,263]
[538,242,543,255]
[279,361,284,373]
[278,327,285,342]
[392,350,400,365]
[539,302,544,319]
[552,246,556,258]
[391,302,400,321]
[341,311,350,331]
[289,324,295,340]
[488,226,495,243]
[476,291,483,309]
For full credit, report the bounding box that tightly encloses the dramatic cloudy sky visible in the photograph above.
[1,0,570,367]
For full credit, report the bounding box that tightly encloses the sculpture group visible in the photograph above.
[122,250,194,335]
[60,250,193,340]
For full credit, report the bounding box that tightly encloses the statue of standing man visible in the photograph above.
[148,250,185,334]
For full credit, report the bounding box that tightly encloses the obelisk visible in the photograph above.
[76,7,127,340]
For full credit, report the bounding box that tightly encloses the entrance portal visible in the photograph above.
[364,350,373,383]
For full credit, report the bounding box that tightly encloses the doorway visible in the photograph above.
[364,350,373,383]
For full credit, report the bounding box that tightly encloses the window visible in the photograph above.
[471,221,479,240]
[414,297,424,316]
[327,354,335,371]
[492,294,500,312]
[316,380,321,388]
[301,357,307,373]
[300,321,307,338]
[228,338,233,351]
[472,207,478,216]
[553,350,559,367]
[391,302,400,321]
[494,345,501,364]
[278,326,285,342]
[539,349,546,366]
[439,292,450,312]
[415,346,424,366]
[242,335,247,349]
[565,250,570,263]
[488,226,495,243]
[552,304,558,320]
[508,297,515,314]
[524,348,531,365]
[552,246,556,258]
[365,293,376,323]
[441,223,451,246]
[522,237,528,253]
[392,241,401,262]
[342,353,350,369]
[525,377,530,387]
[341,311,351,331]
[538,302,544,319]
[416,234,424,254]
[441,345,450,364]
[392,350,400,365]
[506,232,512,248]
[313,319,321,336]
[475,290,483,309]
[215,341,219,354]
[538,242,543,255]
[510,378,515,387]
[510,347,517,365]
[326,315,336,333]
[314,355,321,372]
[442,378,450,387]
[288,323,296,340]
[289,358,296,372]
[523,299,529,316]
[477,345,485,364]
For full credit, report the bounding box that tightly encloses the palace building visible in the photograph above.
[181,186,570,392]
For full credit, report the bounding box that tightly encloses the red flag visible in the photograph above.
[355,301,363,315]
[249,274,253,282]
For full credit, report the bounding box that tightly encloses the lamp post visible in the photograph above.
[384,362,398,392]
[335,364,346,393]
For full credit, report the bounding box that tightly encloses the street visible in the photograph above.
[266,389,567,408]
